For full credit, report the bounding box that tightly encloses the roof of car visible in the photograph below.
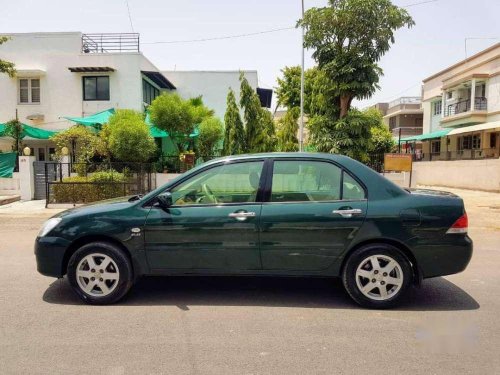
[210,152,350,162]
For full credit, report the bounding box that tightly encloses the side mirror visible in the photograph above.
[156,192,173,209]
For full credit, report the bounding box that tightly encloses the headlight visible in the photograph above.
[38,218,62,237]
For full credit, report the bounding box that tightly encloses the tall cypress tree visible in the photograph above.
[223,88,245,155]
[239,73,266,153]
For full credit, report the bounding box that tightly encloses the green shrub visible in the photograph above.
[52,170,129,203]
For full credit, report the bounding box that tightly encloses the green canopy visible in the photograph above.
[64,108,115,127]
[145,113,169,138]
[400,128,451,143]
[0,122,58,140]
[0,152,17,178]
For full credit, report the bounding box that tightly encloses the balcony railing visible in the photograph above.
[413,148,499,161]
[444,97,487,117]
[388,96,421,108]
[81,33,140,53]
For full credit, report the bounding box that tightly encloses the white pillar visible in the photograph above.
[470,78,476,111]
[441,92,446,118]
[18,156,35,201]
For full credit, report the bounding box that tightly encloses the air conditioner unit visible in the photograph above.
[26,113,44,121]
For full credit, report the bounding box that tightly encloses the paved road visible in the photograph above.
[0,189,499,375]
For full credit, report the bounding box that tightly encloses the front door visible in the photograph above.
[260,159,367,271]
[144,160,265,271]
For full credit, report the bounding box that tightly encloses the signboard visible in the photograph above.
[384,153,412,172]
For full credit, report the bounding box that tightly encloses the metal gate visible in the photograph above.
[34,162,60,200]
[44,162,156,206]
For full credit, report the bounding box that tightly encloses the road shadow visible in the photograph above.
[43,275,479,311]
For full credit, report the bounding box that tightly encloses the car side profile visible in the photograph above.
[35,153,473,308]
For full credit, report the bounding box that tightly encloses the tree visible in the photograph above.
[198,117,223,159]
[104,109,157,162]
[189,96,215,124]
[365,108,395,154]
[308,109,379,162]
[51,126,105,168]
[299,0,414,118]
[150,93,194,136]
[277,107,299,152]
[223,88,245,155]
[239,73,276,153]
[4,119,24,154]
[0,37,16,77]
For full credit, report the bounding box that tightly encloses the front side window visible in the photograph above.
[18,78,40,104]
[83,76,110,101]
[170,161,264,206]
[143,79,160,105]
[270,160,365,202]
[431,140,441,153]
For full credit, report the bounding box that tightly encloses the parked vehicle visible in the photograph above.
[35,153,472,308]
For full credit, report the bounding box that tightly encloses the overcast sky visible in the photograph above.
[2,0,499,108]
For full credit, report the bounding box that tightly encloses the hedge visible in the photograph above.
[52,170,130,203]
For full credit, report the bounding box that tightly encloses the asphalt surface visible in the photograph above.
[0,188,499,375]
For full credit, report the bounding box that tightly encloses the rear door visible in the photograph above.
[260,159,367,271]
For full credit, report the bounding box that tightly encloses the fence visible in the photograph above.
[45,162,155,205]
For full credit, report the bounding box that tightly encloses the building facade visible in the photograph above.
[0,32,267,160]
[382,96,423,141]
[413,43,500,161]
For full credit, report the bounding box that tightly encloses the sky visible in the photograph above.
[1,0,499,108]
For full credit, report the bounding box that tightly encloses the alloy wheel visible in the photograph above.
[355,255,403,301]
[76,253,120,297]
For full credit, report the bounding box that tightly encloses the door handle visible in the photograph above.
[228,211,256,221]
[332,208,363,218]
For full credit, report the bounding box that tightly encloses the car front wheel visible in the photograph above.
[342,244,412,309]
[67,242,133,305]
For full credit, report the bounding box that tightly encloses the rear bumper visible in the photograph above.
[413,235,473,279]
[35,237,71,278]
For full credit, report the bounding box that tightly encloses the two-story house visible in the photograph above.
[404,42,500,162]
[0,32,267,160]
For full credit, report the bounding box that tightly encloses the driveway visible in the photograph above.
[0,189,499,374]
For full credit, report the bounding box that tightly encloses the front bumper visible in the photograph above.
[413,235,473,279]
[35,236,71,278]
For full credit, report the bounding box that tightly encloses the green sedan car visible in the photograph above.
[35,153,472,308]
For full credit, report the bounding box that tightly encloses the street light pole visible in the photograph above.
[299,0,305,152]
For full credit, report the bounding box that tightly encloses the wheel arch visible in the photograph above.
[340,238,422,285]
[62,235,135,279]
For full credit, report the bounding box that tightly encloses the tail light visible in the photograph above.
[446,213,468,234]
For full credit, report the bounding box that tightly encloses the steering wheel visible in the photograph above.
[199,183,218,204]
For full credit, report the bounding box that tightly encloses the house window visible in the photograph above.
[459,135,481,150]
[491,133,497,148]
[143,79,160,105]
[83,76,110,101]
[431,140,441,154]
[433,101,442,115]
[389,117,396,130]
[18,78,40,104]
[446,91,453,99]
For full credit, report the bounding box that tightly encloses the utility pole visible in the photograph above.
[299,0,305,152]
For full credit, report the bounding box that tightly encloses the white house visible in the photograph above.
[0,32,271,160]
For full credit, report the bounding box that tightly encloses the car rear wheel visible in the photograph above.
[67,242,133,305]
[342,244,412,309]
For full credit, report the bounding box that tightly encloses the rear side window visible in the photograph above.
[342,171,365,200]
[271,160,342,202]
[271,160,365,202]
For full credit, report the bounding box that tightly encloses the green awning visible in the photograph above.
[145,113,169,138]
[0,122,58,139]
[0,152,17,178]
[400,128,451,142]
[64,108,115,127]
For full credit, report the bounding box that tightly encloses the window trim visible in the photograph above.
[263,158,367,205]
[82,75,110,101]
[143,158,268,209]
[17,77,41,105]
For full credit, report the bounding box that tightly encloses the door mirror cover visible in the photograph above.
[157,192,173,208]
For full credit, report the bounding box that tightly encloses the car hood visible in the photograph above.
[54,196,137,219]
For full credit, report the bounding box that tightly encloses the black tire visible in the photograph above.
[342,244,412,309]
[67,241,133,305]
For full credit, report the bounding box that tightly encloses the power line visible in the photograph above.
[402,0,438,8]
[125,0,135,32]
[142,27,296,45]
